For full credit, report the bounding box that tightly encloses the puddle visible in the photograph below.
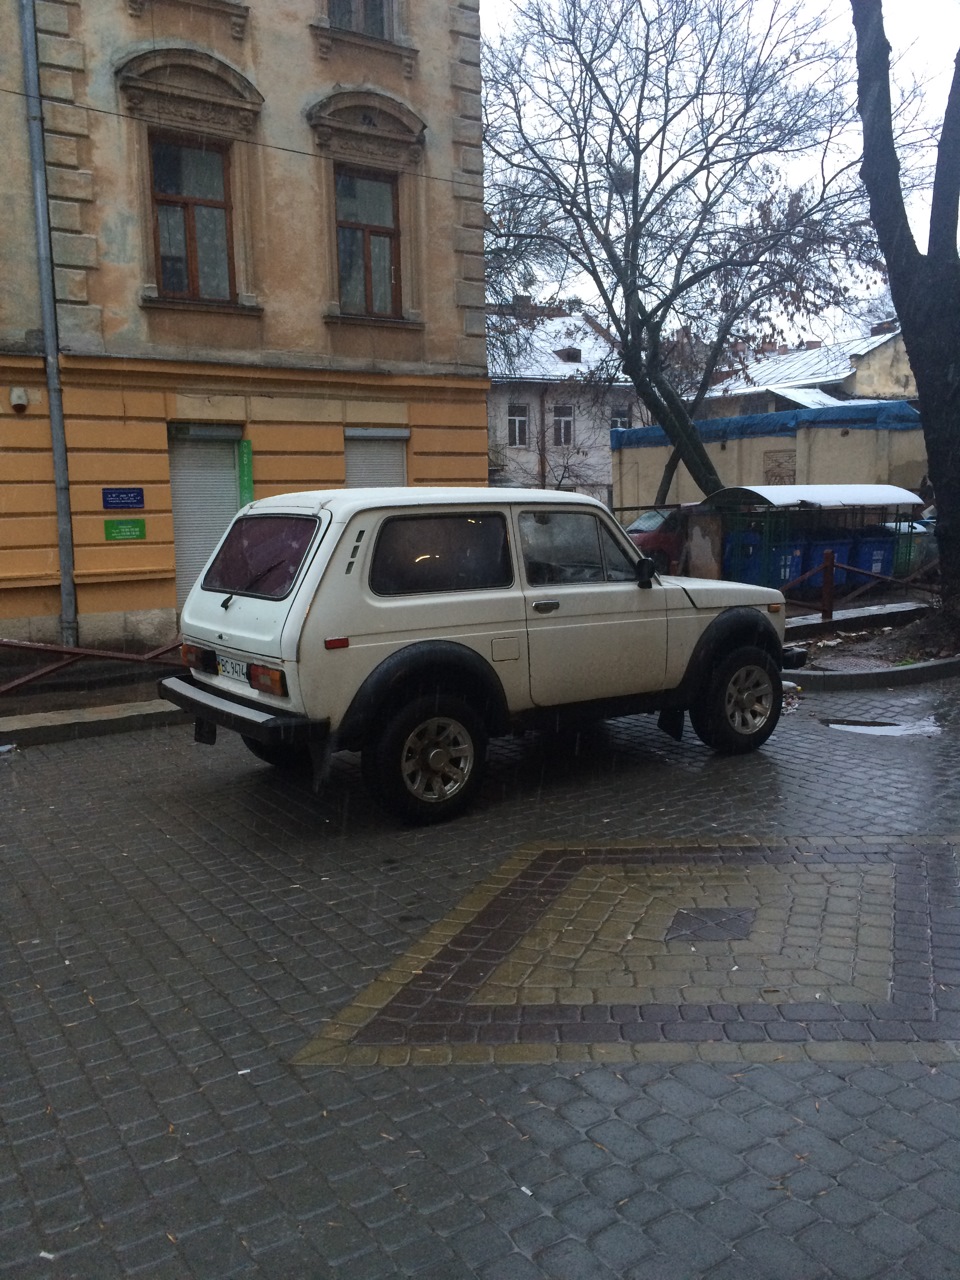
[820,717,941,737]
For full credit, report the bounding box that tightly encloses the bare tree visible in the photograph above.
[851,0,960,619]
[484,0,877,498]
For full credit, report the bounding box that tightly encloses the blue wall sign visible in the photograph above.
[102,487,145,510]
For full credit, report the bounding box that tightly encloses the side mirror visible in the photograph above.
[636,555,656,589]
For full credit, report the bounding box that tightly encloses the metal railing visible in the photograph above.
[0,637,181,697]
[782,550,939,622]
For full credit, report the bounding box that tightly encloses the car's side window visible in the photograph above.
[599,523,638,581]
[519,511,636,585]
[369,513,513,595]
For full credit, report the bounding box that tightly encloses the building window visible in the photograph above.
[335,168,400,317]
[150,137,234,301]
[553,404,574,447]
[329,0,389,38]
[118,51,263,311]
[508,404,529,447]
[611,405,632,430]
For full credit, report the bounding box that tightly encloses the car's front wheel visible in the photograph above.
[362,695,487,823]
[689,646,782,754]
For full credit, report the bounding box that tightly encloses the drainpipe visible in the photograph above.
[538,388,547,488]
[19,0,78,646]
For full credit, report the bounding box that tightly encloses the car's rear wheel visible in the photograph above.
[362,694,487,824]
[689,646,782,754]
[241,735,309,771]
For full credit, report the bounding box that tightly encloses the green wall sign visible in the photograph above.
[238,439,254,505]
[104,518,146,542]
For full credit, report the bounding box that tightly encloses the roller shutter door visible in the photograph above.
[169,438,239,607]
[344,436,406,486]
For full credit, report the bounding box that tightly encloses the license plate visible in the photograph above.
[217,655,248,682]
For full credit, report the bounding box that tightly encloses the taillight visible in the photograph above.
[181,643,216,672]
[248,664,288,697]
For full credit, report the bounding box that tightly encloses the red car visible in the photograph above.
[624,506,691,573]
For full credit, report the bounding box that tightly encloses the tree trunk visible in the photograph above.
[896,266,960,618]
[655,448,683,506]
[851,0,960,617]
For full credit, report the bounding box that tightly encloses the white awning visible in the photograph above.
[702,484,922,509]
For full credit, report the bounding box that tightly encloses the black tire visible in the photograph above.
[651,550,670,575]
[241,735,309,771]
[362,694,487,824]
[688,646,782,754]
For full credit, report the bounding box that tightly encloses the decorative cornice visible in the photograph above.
[121,83,259,136]
[117,49,263,139]
[128,0,250,42]
[306,91,425,167]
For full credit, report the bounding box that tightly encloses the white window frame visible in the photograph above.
[553,404,574,447]
[507,403,529,448]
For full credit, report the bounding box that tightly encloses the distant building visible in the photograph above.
[699,322,917,419]
[486,303,638,505]
[612,323,925,511]
[2,0,487,648]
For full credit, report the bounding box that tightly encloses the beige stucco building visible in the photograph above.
[614,327,927,514]
[1,0,488,649]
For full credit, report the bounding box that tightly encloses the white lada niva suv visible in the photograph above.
[160,487,803,824]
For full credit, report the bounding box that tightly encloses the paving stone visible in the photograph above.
[733,1226,825,1280]
[796,1221,886,1279]
[4,683,960,1277]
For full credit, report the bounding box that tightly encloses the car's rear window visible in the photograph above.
[202,515,319,599]
[370,513,513,595]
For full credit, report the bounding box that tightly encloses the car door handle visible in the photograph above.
[532,599,560,613]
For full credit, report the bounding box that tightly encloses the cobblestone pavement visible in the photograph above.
[2,679,960,1278]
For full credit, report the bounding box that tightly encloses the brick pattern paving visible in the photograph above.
[297,840,960,1067]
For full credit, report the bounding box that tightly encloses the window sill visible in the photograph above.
[311,24,418,76]
[324,312,424,332]
[140,294,263,317]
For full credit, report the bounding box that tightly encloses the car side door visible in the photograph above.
[516,507,669,707]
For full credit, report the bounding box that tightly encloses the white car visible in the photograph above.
[160,487,802,823]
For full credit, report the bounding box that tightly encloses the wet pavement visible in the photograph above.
[2,676,960,1278]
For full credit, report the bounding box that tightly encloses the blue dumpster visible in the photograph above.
[849,528,895,584]
[769,542,805,589]
[804,535,853,588]
[723,531,763,583]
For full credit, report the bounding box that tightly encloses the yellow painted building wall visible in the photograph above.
[614,425,928,516]
[0,355,487,644]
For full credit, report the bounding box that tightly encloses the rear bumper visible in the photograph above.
[158,674,329,748]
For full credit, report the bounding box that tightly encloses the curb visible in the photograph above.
[0,700,189,748]
[791,655,960,691]
[3,661,960,750]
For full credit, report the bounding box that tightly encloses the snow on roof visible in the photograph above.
[704,331,897,398]
[487,311,629,384]
[703,483,922,509]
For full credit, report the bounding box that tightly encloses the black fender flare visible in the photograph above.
[675,607,784,706]
[335,640,512,751]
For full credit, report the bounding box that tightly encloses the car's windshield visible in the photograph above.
[626,509,668,533]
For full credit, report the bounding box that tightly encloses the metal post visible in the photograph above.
[821,549,835,622]
[18,0,78,646]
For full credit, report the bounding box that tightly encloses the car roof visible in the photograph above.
[241,486,610,521]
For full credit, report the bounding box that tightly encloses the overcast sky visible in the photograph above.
[479,1,960,107]
[478,0,960,331]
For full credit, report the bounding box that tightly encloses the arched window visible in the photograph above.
[117,50,263,308]
[306,91,425,323]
